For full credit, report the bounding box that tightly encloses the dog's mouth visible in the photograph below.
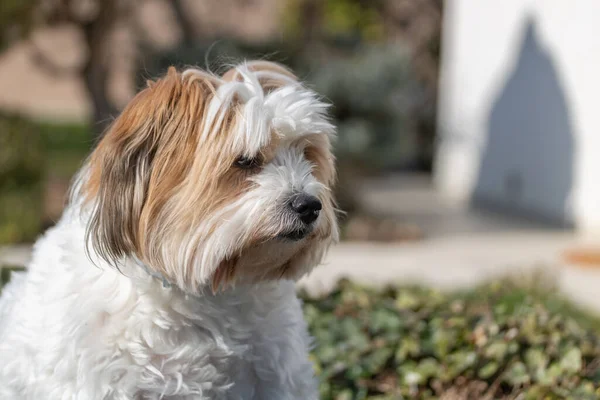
[277,226,314,241]
[211,230,309,292]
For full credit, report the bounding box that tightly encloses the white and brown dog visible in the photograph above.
[0,61,338,399]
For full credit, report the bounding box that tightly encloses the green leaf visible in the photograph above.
[504,361,530,386]
[485,342,508,361]
[395,291,420,310]
[416,358,442,380]
[559,347,582,374]
[395,337,420,363]
[525,348,549,377]
[446,350,477,377]
[479,361,499,379]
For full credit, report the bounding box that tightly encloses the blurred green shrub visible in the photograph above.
[0,117,90,245]
[311,45,420,172]
[38,121,93,154]
[301,278,600,399]
[283,0,384,43]
[0,0,35,51]
[0,114,43,189]
[38,121,92,179]
[0,113,44,244]
[310,45,422,215]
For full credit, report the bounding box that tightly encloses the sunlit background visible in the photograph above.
[2,1,600,398]
[0,0,441,242]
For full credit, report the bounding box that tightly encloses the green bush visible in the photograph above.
[0,113,44,244]
[37,121,93,154]
[0,116,91,244]
[38,121,91,179]
[0,190,43,244]
[310,45,419,172]
[301,278,600,399]
[0,114,43,189]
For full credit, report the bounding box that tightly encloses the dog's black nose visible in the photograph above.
[290,194,322,224]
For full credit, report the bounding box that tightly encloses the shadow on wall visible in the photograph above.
[472,17,575,227]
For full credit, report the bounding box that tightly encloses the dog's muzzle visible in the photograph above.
[278,193,322,241]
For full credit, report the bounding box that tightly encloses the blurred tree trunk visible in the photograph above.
[28,0,125,142]
[80,0,120,141]
[381,0,443,171]
[299,0,322,46]
[26,0,205,142]
[83,62,118,141]
[171,0,197,47]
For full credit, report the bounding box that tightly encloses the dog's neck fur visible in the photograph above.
[67,201,255,297]
[133,255,172,288]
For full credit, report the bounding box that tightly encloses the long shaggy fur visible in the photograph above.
[0,61,338,399]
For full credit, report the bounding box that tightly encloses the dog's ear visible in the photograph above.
[83,67,183,266]
[84,96,157,265]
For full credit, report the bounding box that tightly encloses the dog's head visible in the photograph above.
[76,61,338,292]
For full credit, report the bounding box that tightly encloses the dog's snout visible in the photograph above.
[290,194,322,224]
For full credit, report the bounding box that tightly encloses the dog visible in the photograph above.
[0,61,338,399]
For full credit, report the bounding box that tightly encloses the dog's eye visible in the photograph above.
[234,155,261,170]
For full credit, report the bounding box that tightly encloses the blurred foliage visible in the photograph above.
[0,113,44,244]
[311,45,422,171]
[0,0,35,51]
[283,0,385,43]
[0,115,91,244]
[322,0,384,41]
[37,121,92,178]
[310,45,422,215]
[0,115,44,189]
[301,277,600,399]
[38,121,93,154]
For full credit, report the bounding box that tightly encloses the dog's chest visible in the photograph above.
[116,284,298,399]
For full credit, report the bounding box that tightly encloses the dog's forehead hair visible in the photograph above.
[182,62,335,157]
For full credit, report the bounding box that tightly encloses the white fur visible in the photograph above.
[0,64,335,399]
[186,65,333,156]
[0,214,317,399]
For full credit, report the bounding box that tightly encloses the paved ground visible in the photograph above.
[299,235,600,313]
[2,174,599,314]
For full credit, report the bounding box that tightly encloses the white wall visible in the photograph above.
[434,0,600,232]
